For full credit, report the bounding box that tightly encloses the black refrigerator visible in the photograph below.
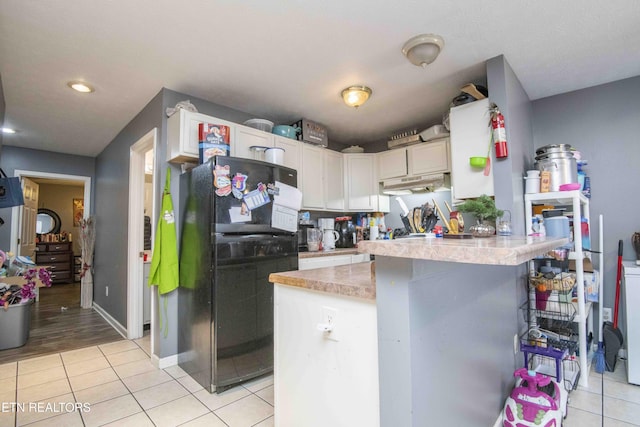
[178,156,298,393]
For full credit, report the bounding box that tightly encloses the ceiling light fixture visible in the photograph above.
[1,127,16,134]
[341,86,372,108]
[67,81,95,93]
[402,34,444,68]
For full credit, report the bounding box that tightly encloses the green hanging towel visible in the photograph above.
[148,168,179,295]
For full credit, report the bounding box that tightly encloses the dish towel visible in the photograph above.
[148,168,179,337]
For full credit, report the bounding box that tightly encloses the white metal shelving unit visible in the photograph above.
[525,190,592,387]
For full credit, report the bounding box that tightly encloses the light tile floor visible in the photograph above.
[3,334,640,426]
[564,358,640,426]
[0,335,274,427]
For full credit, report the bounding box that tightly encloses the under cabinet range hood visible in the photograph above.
[381,173,451,195]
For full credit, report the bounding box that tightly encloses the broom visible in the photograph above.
[595,214,606,373]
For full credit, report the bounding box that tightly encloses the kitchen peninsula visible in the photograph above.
[269,235,568,427]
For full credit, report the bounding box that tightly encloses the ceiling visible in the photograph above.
[1,1,639,157]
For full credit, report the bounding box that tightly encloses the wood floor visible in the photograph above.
[0,283,123,365]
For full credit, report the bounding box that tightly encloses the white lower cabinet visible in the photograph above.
[274,284,379,427]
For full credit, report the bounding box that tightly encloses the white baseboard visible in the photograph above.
[92,303,127,339]
[151,353,178,369]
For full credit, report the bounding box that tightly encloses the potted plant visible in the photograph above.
[456,195,504,237]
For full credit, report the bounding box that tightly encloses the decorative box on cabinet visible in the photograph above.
[35,242,74,284]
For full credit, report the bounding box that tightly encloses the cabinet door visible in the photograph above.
[377,149,407,180]
[409,138,450,175]
[233,125,274,160]
[273,135,301,171]
[167,110,236,163]
[301,145,325,209]
[449,99,494,199]
[345,154,375,211]
[324,149,344,211]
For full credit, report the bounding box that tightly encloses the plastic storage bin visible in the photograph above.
[0,301,32,350]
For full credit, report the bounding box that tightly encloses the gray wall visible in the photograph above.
[0,146,95,249]
[93,87,275,358]
[532,74,640,343]
[487,55,535,237]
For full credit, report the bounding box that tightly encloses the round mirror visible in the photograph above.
[36,208,61,235]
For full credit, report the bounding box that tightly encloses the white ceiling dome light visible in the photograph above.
[402,34,445,68]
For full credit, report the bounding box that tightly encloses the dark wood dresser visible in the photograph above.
[35,242,74,284]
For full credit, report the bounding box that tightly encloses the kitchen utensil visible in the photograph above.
[335,217,356,248]
[432,199,454,233]
[497,210,512,236]
[469,157,487,168]
[413,208,425,233]
[460,83,488,100]
[307,228,322,252]
[341,145,365,153]
[322,229,340,250]
[604,239,624,371]
[395,197,414,233]
[483,133,492,176]
[272,125,301,139]
[524,176,541,194]
[559,183,580,191]
[243,119,274,133]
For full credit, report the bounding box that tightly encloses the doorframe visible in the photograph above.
[127,128,157,345]
[10,170,91,257]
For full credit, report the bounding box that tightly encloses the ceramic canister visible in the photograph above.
[264,147,285,165]
[524,177,540,194]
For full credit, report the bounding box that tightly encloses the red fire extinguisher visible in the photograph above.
[490,105,508,159]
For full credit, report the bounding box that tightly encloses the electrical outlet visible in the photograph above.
[322,306,339,341]
[105,286,109,297]
[603,307,612,323]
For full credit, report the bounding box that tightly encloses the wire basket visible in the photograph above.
[529,272,576,292]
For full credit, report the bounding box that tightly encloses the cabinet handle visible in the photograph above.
[50,257,56,260]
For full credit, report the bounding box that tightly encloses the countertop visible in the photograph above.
[357,235,569,266]
[269,261,375,300]
[298,247,359,259]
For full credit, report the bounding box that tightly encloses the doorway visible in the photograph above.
[127,128,157,353]
[10,171,91,260]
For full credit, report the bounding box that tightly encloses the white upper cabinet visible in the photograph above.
[324,149,344,211]
[300,144,325,209]
[167,109,236,163]
[408,138,450,175]
[449,99,494,199]
[377,149,408,180]
[344,154,376,211]
[233,125,274,160]
[273,135,301,172]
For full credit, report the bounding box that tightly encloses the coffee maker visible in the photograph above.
[335,216,356,248]
[298,223,315,252]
